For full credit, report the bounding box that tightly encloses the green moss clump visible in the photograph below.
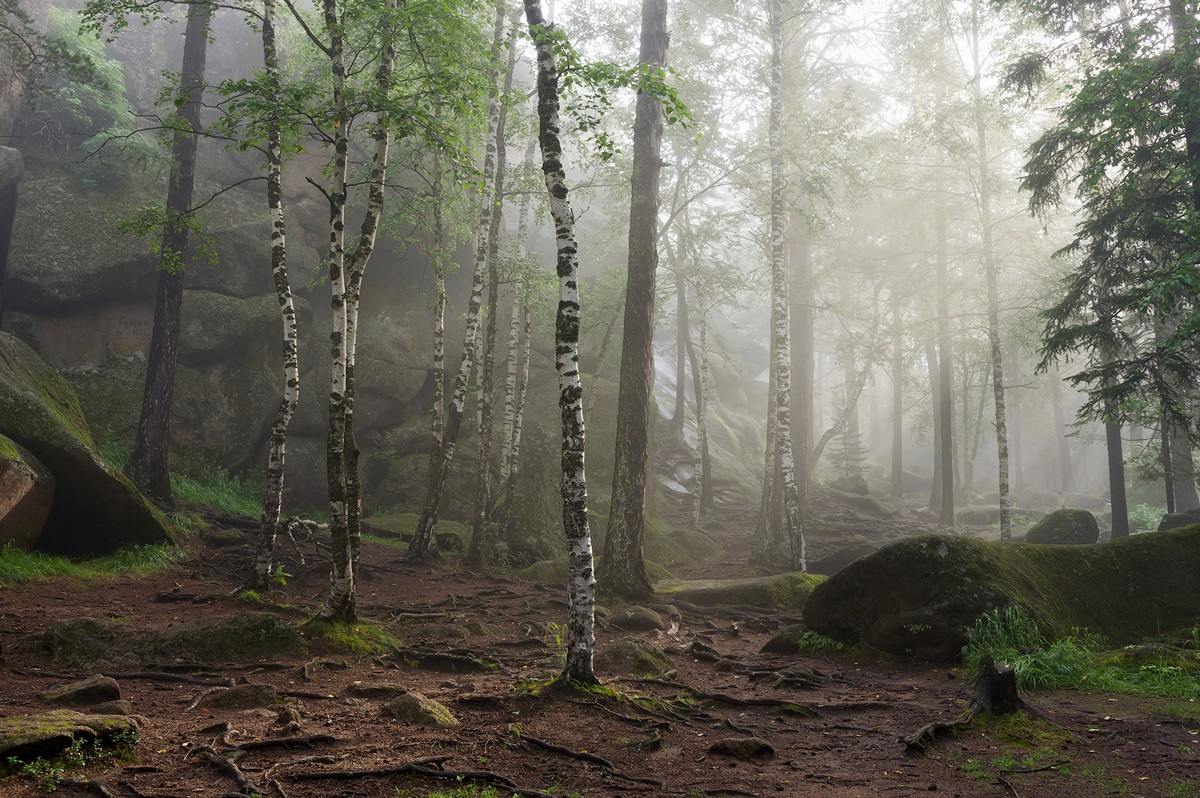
[303,619,401,655]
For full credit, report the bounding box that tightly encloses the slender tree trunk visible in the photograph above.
[890,293,903,501]
[1107,418,1129,538]
[790,217,814,511]
[1010,389,1024,497]
[669,273,689,437]
[926,334,943,514]
[967,367,990,499]
[409,0,508,563]
[431,158,447,453]
[525,0,598,683]
[1162,417,1176,513]
[468,26,518,568]
[125,2,212,502]
[585,310,618,421]
[248,0,299,591]
[934,167,954,525]
[697,314,713,514]
[318,0,396,622]
[318,0,353,621]
[600,0,667,601]
[765,0,804,570]
[970,0,1011,540]
[1170,421,1199,511]
[1050,370,1073,496]
[684,314,708,523]
[499,139,535,496]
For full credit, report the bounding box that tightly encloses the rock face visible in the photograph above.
[0,332,172,553]
[805,527,1200,661]
[0,433,54,548]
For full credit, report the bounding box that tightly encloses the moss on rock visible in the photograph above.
[656,572,826,612]
[805,526,1200,660]
[0,710,139,761]
[382,692,458,727]
[1025,509,1099,545]
[594,637,673,677]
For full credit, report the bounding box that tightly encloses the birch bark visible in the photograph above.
[248,0,299,591]
[525,0,597,684]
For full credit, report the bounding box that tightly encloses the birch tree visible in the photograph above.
[524,0,598,684]
[246,0,299,591]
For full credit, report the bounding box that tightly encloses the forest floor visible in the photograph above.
[1,506,1198,798]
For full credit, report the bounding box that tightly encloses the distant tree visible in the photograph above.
[598,0,669,605]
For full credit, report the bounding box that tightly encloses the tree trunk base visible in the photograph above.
[904,655,1030,753]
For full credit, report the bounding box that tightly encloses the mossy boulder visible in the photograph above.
[1025,509,1099,545]
[0,433,54,548]
[805,526,1200,660]
[608,606,668,632]
[656,572,825,612]
[0,710,139,761]
[0,332,172,554]
[760,623,809,654]
[1159,508,1200,532]
[707,736,775,759]
[594,637,673,677]
[43,612,306,668]
[382,692,458,727]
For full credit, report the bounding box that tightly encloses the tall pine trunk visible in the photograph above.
[600,0,668,601]
[125,2,212,502]
[934,195,954,525]
[890,293,903,501]
[409,0,508,563]
[248,0,299,591]
[970,0,1010,540]
[525,0,598,684]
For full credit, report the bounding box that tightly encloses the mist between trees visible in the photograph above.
[1,0,1199,684]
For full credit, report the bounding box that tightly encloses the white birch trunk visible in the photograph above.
[766,0,805,570]
[249,0,299,592]
[500,140,535,486]
[525,0,597,685]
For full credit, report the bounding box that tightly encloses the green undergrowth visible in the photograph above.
[0,542,183,586]
[303,619,402,655]
[963,606,1200,698]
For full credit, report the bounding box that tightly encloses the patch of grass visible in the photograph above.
[304,619,401,655]
[795,630,846,655]
[0,542,184,586]
[396,788,502,798]
[1169,781,1200,798]
[171,467,262,518]
[963,607,1200,698]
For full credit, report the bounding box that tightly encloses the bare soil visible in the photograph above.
[1,516,1198,798]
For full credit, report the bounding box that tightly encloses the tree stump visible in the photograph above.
[903,654,1029,753]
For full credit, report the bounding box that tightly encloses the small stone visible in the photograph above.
[382,692,458,728]
[760,624,809,654]
[345,681,409,699]
[195,684,278,709]
[609,606,667,632]
[708,736,775,759]
[87,700,134,716]
[40,674,122,706]
[207,529,246,547]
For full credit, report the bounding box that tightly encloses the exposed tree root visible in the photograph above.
[511,729,666,789]
[59,778,121,798]
[193,746,264,797]
[229,734,336,752]
[904,655,1043,753]
[630,677,821,715]
[280,754,548,796]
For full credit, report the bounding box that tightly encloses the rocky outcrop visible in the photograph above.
[1025,509,1099,545]
[0,433,54,548]
[805,527,1200,660]
[0,710,138,761]
[0,332,172,553]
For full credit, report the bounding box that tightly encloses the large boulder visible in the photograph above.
[805,527,1200,661]
[1159,508,1200,532]
[0,433,54,548]
[0,332,171,553]
[1025,509,1099,545]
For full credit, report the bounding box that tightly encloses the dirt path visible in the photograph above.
[1,534,1197,798]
